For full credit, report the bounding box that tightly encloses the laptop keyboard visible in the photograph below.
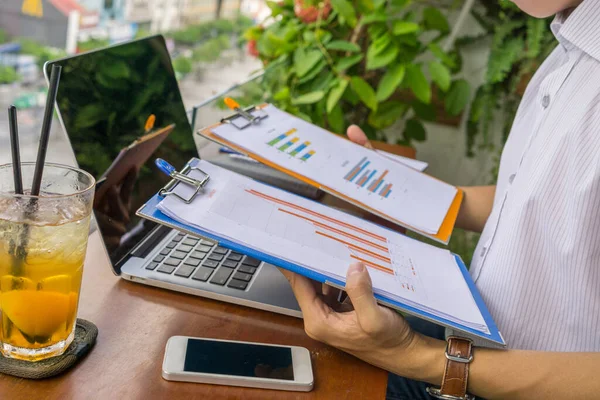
[145,232,261,291]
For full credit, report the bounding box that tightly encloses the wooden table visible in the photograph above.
[0,141,415,399]
[0,230,387,399]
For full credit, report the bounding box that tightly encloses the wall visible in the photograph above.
[0,1,68,48]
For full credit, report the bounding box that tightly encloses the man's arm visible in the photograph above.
[396,338,600,400]
[280,264,600,400]
[455,185,496,233]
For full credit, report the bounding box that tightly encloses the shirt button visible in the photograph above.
[480,246,487,257]
[542,95,550,108]
[508,174,516,184]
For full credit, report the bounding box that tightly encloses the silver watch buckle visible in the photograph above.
[444,338,473,363]
[426,387,475,400]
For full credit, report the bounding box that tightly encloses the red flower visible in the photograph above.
[294,0,331,23]
[247,39,259,57]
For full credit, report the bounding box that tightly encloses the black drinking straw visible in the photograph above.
[8,105,23,195]
[11,64,62,287]
[31,64,62,196]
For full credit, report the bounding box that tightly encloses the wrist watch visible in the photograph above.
[426,336,475,400]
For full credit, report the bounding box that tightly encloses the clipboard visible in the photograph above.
[94,123,175,206]
[135,158,506,348]
[197,103,463,245]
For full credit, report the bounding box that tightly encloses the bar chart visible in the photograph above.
[344,157,393,198]
[266,129,316,162]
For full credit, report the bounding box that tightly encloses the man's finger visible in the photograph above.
[278,268,322,319]
[344,263,382,329]
[347,125,374,149]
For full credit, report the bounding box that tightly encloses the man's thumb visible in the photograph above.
[345,263,381,326]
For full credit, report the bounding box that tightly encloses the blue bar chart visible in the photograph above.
[344,158,392,198]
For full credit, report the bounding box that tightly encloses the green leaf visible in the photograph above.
[316,30,332,44]
[428,61,451,92]
[370,33,392,55]
[404,118,426,141]
[376,64,405,101]
[330,0,357,27]
[368,101,406,129]
[350,77,378,110]
[327,79,349,113]
[427,43,456,69]
[405,64,431,104]
[390,0,410,8]
[362,12,388,24]
[298,59,327,83]
[336,54,363,71]
[343,86,361,105]
[366,44,398,70]
[392,21,419,35]
[294,48,323,78]
[326,40,361,52]
[328,103,345,134]
[526,18,546,59]
[273,87,291,101]
[422,7,450,33]
[486,37,524,84]
[412,101,436,121]
[357,0,374,14]
[445,79,471,116]
[291,91,325,105]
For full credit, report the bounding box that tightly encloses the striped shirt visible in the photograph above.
[470,0,600,351]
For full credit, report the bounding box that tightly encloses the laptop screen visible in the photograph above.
[46,35,198,264]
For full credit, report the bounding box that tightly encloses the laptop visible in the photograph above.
[44,35,302,318]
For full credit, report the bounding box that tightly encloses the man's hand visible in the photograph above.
[347,125,374,149]
[280,263,444,382]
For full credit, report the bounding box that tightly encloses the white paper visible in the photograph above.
[157,161,488,333]
[375,150,428,172]
[210,105,455,235]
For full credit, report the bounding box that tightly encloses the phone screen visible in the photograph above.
[184,339,294,381]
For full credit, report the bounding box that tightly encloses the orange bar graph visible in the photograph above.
[315,231,392,264]
[350,255,394,275]
[278,209,389,252]
[368,170,389,192]
[246,189,387,242]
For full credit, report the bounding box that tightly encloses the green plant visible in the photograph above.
[77,38,111,53]
[0,66,19,84]
[463,0,556,163]
[17,38,67,69]
[243,0,471,145]
[169,16,255,45]
[173,55,193,75]
[0,29,8,44]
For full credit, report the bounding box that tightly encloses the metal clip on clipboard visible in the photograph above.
[155,158,210,204]
[221,97,268,130]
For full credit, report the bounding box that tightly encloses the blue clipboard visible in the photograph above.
[137,158,506,348]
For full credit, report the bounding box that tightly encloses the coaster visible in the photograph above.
[0,319,98,379]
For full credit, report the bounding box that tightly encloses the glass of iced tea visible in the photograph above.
[0,162,94,361]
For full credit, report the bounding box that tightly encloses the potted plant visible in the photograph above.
[244,0,472,146]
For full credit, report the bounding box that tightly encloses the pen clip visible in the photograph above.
[156,158,210,204]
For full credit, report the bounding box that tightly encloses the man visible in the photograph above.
[280,0,600,398]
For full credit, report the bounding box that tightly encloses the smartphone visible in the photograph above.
[162,336,314,392]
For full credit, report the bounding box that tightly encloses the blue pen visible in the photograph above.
[219,147,242,155]
[155,158,177,177]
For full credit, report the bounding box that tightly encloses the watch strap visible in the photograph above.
[426,336,474,400]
